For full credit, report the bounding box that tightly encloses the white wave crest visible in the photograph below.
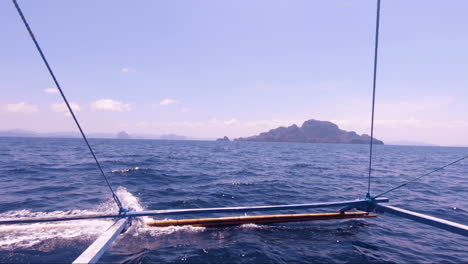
[0,187,206,250]
[111,167,141,173]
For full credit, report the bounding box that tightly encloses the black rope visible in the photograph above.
[367,0,382,198]
[12,0,124,211]
[375,154,468,198]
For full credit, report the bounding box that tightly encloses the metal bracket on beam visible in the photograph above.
[339,196,387,213]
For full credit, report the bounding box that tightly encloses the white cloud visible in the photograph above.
[159,98,179,106]
[6,102,39,113]
[43,88,59,94]
[121,67,136,73]
[180,107,190,113]
[224,118,239,125]
[51,102,81,113]
[92,99,132,112]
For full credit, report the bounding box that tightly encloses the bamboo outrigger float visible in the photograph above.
[146,212,377,227]
[2,197,467,264]
[69,199,467,264]
[5,0,468,263]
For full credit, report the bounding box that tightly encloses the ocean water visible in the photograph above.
[0,137,466,263]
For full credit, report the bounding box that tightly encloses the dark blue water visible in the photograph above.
[0,137,467,263]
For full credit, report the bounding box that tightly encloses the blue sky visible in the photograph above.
[1,0,467,145]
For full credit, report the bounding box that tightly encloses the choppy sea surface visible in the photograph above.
[0,137,466,263]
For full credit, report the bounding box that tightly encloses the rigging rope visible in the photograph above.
[12,0,124,211]
[375,154,468,198]
[365,0,468,200]
[367,0,382,198]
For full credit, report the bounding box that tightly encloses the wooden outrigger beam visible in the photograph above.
[147,212,376,227]
[0,198,389,225]
[124,197,388,217]
[376,204,468,237]
[73,218,130,264]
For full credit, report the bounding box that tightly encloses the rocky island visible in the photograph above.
[116,131,131,139]
[235,119,383,144]
[216,136,230,142]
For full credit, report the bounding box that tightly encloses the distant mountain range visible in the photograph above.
[0,129,190,141]
[0,127,441,146]
[386,140,438,147]
[235,119,384,144]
